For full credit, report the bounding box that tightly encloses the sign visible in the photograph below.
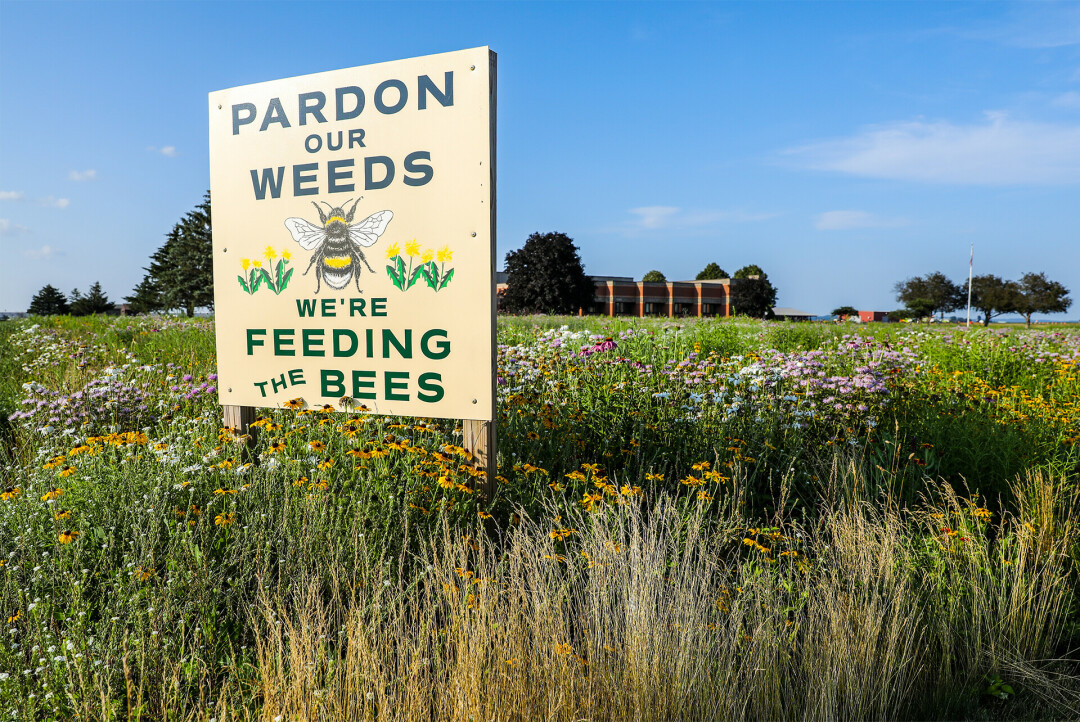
[209,47,496,422]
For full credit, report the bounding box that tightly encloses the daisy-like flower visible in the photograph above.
[283,398,305,410]
[214,512,235,527]
[309,440,326,452]
[58,530,79,544]
[405,239,421,257]
[41,488,64,502]
[1,487,21,501]
[437,245,453,263]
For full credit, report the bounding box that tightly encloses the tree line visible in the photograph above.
[894,270,1071,327]
[27,193,214,318]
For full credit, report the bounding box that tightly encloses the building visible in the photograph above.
[772,307,814,321]
[497,274,744,317]
[858,311,890,323]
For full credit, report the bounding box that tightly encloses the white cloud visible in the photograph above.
[0,219,29,236]
[0,191,24,201]
[148,145,178,157]
[630,206,681,229]
[23,244,56,259]
[68,169,97,181]
[784,112,1080,185]
[1052,91,1080,109]
[37,196,70,209]
[623,206,777,232]
[814,210,909,231]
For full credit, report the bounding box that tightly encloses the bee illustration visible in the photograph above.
[284,199,393,293]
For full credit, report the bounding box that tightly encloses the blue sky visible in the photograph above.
[2,1,1078,318]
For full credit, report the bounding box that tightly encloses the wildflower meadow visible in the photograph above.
[1,314,1079,720]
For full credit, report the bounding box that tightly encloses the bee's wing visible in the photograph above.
[348,210,393,248]
[284,217,325,250]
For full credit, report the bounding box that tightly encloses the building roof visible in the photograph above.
[772,307,814,317]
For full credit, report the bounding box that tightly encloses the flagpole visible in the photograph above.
[966,243,973,328]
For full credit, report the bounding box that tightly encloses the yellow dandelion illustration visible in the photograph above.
[437,245,453,263]
[241,258,251,270]
[405,239,421,257]
[421,248,435,263]
[386,242,401,258]
[264,245,276,260]
[281,248,292,261]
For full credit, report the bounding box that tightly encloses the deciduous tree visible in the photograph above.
[970,274,1020,326]
[641,270,667,282]
[831,305,858,318]
[696,262,727,280]
[1014,272,1071,328]
[730,265,777,318]
[501,232,594,315]
[894,272,963,319]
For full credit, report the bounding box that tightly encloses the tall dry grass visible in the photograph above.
[213,469,1080,722]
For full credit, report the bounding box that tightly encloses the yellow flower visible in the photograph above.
[58,530,79,544]
[54,510,71,520]
[214,512,235,527]
[241,258,251,270]
[385,242,401,258]
[41,488,64,502]
[405,239,421,257]
[281,248,292,261]
[554,642,573,656]
[252,260,262,268]
[1,486,20,501]
[264,245,276,260]
[58,466,75,478]
[421,248,435,263]
[437,245,453,263]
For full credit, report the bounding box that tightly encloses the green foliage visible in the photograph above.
[696,262,727,280]
[501,231,594,314]
[970,274,1021,326]
[831,305,858,318]
[143,192,214,317]
[894,271,964,319]
[733,264,765,279]
[1015,272,1072,327]
[69,281,115,316]
[27,284,69,315]
[641,269,667,282]
[728,268,777,319]
[123,276,162,314]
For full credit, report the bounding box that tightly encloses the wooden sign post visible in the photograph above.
[210,48,498,497]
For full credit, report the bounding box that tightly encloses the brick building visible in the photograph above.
[497,274,740,317]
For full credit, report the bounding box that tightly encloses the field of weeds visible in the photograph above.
[1,314,1079,721]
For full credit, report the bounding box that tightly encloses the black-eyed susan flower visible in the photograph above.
[1,486,20,501]
[58,530,79,544]
[309,440,326,452]
[41,488,64,502]
[214,512,235,527]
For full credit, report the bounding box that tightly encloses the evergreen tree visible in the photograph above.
[696,262,727,280]
[501,232,594,315]
[146,192,214,317]
[70,281,114,316]
[27,284,70,315]
[641,270,667,282]
[124,276,163,315]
